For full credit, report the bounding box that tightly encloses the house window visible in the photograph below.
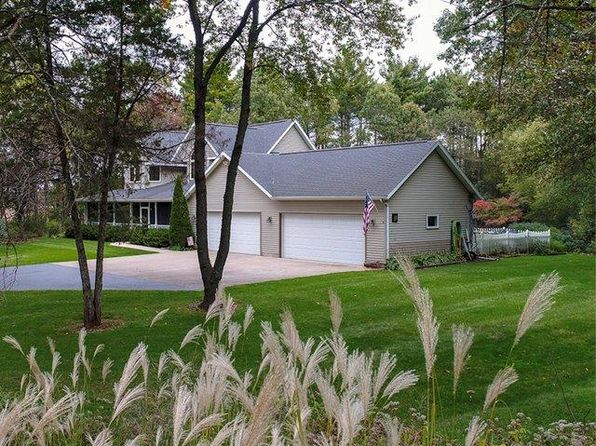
[426,215,439,229]
[189,160,195,179]
[391,213,399,223]
[149,165,160,182]
[129,164,142,182]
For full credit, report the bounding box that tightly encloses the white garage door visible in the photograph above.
[282,213,365,265]
[208,212,261,255]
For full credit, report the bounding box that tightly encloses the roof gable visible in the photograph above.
[268,120,316,153]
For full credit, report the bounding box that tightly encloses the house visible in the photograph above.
[84,119,481,265]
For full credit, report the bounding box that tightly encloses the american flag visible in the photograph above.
[362,192,376,235]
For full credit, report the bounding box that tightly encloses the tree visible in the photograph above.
[383,57,434,110]
[169,176,194,248]
[437,1,595,242]
[328,47,374,146]
[362,83,403,143]
[186,0,408,309]
[2,0,180,327]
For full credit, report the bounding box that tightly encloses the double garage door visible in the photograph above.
[207,212,261,255]
[207,212,365,265]
[282,213,365,265]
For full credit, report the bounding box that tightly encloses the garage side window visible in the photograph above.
[426,215,439,229]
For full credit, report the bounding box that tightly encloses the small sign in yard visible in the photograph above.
[186,236,194,247]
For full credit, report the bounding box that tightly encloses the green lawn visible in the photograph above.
[0,237,152,267]
[0,254,593,432]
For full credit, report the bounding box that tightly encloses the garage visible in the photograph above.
[282,213,365,265]
[207,212,261,255]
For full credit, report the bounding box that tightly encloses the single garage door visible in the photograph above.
[207,212,261,255]
[282,213,365,265]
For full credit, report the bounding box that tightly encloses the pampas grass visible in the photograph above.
[514,271,561,347]
[464,415,486,446]
[3,335,24,356]
[329,289,343,334]
[180,325,203,350]
[483,366,519,411]
[150,308,170,328]
[452,324,474,395]
[0,267,562,445]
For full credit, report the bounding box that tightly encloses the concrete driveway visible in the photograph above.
[2,246,365,291]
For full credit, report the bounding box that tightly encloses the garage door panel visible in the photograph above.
[208,212,261,255]
[282,213,364,265]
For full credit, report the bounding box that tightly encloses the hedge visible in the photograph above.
[65,223,171,248]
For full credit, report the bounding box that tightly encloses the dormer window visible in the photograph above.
[129,164,142,182]
[149,165,161,182]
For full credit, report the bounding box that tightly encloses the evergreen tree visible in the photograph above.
[169,176,194,248]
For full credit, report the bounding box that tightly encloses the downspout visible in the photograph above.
[382,199,389,260]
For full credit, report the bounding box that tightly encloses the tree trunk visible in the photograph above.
[41,0,95,327]
[199,1,260,309]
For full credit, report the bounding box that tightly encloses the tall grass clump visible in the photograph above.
[0,262,568,445]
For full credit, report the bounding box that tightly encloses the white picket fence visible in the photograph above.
[474,228,551,255]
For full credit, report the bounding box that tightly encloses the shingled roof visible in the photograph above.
[142,130,189,165]
[143,120,296,165]
[104,180,194,202]
[206,139,482,200]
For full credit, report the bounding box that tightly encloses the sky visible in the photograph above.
[398,0,454,73]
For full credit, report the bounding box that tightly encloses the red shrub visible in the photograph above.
[473,196,523,227]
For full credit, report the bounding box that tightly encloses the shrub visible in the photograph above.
[45,219,62,238]
[128,225,146,245]
[473,196,523,227]
[386,251,461,270]
[169,176,194,248]
[105,225,130,242]
[509,221,549,232]
[7,214,48,240]
[142,228,170,248]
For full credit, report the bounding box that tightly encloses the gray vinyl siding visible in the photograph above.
[387,151,472,255]
[188,162,386,263]
[271,125,312,153]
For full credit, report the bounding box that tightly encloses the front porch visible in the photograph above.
[85,201,172,228]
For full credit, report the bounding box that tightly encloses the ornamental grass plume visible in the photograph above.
[2,335,24,356]
[329,289,343,334]
[87,428,113,446]
[483,366,519,411]
[179,325,203,350]
[395,256,439,378]
[464,415,487,446]
[150,308,170,328]
[514,271,561,347]
[416,290,440,379]
[452,324,474,394]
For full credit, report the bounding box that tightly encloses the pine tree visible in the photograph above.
[169,176,194,248]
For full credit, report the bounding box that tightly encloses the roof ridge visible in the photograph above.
[206,122,239,128]
[249,119,292,127]
[275,139,438,155]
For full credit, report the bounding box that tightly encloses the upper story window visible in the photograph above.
[426,215,439,229]
[189,160,195,179]
[129,164,142,182]
[149,165,161,182]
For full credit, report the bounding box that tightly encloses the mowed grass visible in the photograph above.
[0,254,593,431]
[0,237,151,267]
